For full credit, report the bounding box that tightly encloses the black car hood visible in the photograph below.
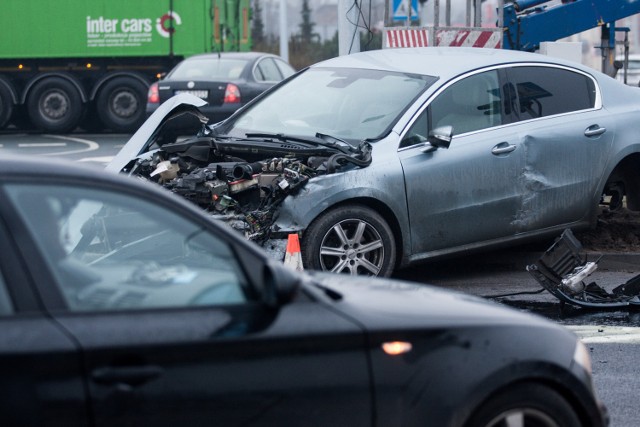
[309,273,560,332]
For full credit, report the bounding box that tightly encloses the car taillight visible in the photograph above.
[223,83,241,104]
[148,82,160,104]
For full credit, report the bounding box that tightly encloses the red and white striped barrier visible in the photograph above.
[435,29,502,48]
[384,27,502,49]
[385,28,429,48]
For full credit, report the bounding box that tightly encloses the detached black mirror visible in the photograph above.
[262,260,300,308]
[428,125,453,149]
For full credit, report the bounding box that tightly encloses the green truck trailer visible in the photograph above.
[0,0,251,133]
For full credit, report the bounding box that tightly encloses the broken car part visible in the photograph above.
[527,229,640,308]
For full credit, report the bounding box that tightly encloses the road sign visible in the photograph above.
[393,0,419,21]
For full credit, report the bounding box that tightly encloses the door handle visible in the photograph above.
[92,365,164,387]
[584,125,606,137]
[491,143,516,155]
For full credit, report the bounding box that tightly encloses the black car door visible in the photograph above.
[0,196,88,426]
[4,180,371,427]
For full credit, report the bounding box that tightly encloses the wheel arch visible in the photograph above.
[600,152,640,210]
[309,197,406,269]
[89,71,151,101]
[462,377,602,427]
[21,72,88,104]
[0,75,18,104]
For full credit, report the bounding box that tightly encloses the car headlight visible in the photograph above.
[573,339,592,374]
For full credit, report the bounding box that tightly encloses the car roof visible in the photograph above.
[184,52,279,61]
[312,47,595,80]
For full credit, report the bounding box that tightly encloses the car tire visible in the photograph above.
[301,204,396,277]
[27,77,83,133]
[0,80,13,129]
[96,76,148,133]
[465,383,582,427]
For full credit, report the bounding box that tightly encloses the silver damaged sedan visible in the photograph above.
[110,47,640,277]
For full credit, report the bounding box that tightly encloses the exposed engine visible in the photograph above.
[123,135,372,243]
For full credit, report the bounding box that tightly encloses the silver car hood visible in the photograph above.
[106,94,207,173]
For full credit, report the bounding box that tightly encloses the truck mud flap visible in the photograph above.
[526,229,640,309]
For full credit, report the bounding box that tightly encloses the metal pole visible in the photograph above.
[279,0,288,62]
[445,0,451,26]
[338,0,361,55]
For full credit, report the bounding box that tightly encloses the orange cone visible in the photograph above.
[284,233,304,271]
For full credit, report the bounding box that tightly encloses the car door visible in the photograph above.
[399,69,527,254]
[503,65,615,231]
[3,181,371,427]
[0,196,88,426]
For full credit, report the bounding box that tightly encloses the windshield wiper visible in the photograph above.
[244,132,354,155]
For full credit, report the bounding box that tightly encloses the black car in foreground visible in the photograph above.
[0,155,607,427]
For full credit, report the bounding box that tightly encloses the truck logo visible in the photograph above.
[156,11,182,38]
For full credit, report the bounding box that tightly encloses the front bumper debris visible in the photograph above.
[527,229,640,308]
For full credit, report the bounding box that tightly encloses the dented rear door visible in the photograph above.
[504,65,615,232]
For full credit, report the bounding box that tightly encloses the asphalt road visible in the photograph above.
[2,131,638,426]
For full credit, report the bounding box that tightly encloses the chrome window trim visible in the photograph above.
[398,62,602,152]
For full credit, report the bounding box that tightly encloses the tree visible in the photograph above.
[298,0,317,45]
[251,0,265,46]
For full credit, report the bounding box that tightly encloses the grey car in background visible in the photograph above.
[112,47,640,277]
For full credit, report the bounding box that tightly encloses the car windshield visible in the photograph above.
[168,58,249,80]
[219,67,437,141]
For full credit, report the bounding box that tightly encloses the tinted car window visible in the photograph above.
[168,58,248,80]
[5,184,249,312]
[255,58,282,82]
[507,66,596,121]
[429,70,502,135]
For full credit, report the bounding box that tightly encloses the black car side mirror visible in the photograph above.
[262,261,300,308]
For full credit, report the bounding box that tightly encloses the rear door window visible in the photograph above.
[255,58,283,82]
[506,66,596,122]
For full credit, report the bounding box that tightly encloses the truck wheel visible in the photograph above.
[27,77,83,133]
[301,205,396,277]
[97,77,147,133]
[0,81,13,129]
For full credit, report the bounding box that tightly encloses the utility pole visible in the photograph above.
[338,0,361,55]
[279,0,289,62]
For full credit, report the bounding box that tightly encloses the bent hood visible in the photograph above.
[107,93,208,173]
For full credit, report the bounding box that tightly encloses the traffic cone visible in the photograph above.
[284,233,304,271]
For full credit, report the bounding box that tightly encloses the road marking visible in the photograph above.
[567,325,640,344]
[19,142,67,147]
[39,134,99,156]
[78,156,114,165]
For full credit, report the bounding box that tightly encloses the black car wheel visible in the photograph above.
[465,383,581,427]
[27,77,82,133]
[97,76,147,132]
[302,205,396,277]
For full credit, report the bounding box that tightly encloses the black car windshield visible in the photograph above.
[168,58,249,80]
[220,67,437,141]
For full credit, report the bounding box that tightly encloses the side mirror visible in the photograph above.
[262,261,300,308]
[428,125,453,149]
